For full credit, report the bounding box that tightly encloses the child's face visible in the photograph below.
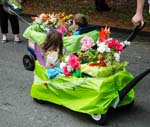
[73,20,79,31]
[73,20,76,27]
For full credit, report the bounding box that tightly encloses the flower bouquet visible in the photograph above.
[78,26,130,66]
[31,12,74,34]
[61,26,130,78]
[23,12,74,44]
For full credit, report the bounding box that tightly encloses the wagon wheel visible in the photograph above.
[90,113,108,125]
[118,100,135,110]
[23,54,35,71]
[33,98,47,104]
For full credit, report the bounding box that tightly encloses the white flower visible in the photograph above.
[67,65,74,72]
[97,43,111,53]
[114,52,121,62]
[121,40,130,47]
[35,17,42,24]
[105,46,111,52]
[51,18,57,24]
[60,62,66,69]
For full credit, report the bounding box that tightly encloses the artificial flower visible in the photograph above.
[63,66,71,76]
[99,26,110,42]
[97,42,111,53]
[61,54,80,76]
[107,39,123,52]
[114,52,121,62]
[80,36,94,51]
[31,12,73,34]
[78,26,130,67]
[67,55,80,69]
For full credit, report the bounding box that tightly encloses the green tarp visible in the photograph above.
[23,25,47,45]
[30,61,135,115]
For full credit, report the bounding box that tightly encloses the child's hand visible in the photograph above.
[45,63,55,69]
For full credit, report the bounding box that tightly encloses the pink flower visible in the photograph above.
[67,54,80,69]
[107,39,115,48]
[81,36,94,51]
[116,44,123,52]
[62,54,80,76]
[57,25,67,37]
[63,66,71,76]
[107,39,123,52]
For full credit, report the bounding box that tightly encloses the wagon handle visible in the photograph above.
[8,8,31,26]
[119,68,150,101]
[126,22,145,42]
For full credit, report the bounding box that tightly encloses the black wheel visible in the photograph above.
[33,98,47,104]
[90,113,108,125]
[23,54,35,71]
[118,100,134,110]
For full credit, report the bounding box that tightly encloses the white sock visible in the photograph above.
[14,34,20,41]
[2,34,7,40]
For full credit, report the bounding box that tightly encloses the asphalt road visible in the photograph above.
[0,18,150,127]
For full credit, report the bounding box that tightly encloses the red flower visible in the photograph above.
[89,63,100,66]
[108,39,123,52]
[99,27,110,42]
[67,55,80,69]
[99,57,107,67]
[63,66,71,76]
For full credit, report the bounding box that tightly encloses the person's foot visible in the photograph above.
[14,34,22,44]
[14,39,22,44]
[1,39,9,43]
[1,34,8,43]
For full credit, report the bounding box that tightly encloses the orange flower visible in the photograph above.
[42,14,49,21]
[31,16,36,20]
[99,26,111,42]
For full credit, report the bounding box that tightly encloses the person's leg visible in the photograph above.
[95,0,111,12]
[8,13,21,43]
[0,4,9,42]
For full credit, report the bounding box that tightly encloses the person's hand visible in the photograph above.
[132,13,144,26]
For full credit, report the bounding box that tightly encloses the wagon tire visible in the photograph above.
[90,113,108,125]
[33,98,47,104]
[118,100,134,110]
[23,54,35,71]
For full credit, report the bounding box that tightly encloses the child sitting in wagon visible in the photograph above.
[73,13,97,35]
[41,30,64,78]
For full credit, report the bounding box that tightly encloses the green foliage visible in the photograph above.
[78,49,99,64]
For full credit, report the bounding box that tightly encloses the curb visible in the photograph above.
[21,13,150,37]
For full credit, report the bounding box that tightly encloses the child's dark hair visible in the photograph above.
[42,30,63,60]
[74,13,88,28]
